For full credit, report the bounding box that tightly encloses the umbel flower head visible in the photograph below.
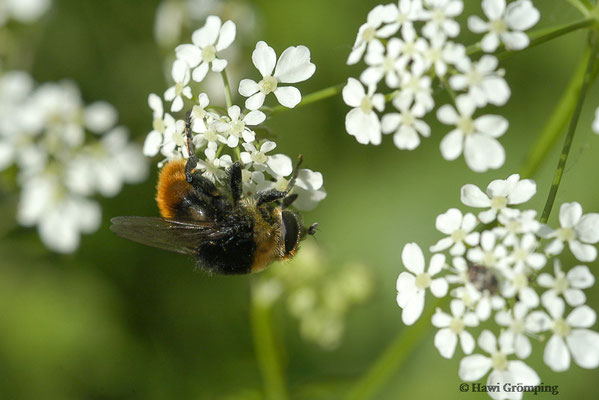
[342,0,539,173]
[395,173,599,399]
[144,15,326,212]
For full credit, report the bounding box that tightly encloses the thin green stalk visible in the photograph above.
[251,294,288,400]
[467,18,595,59]
[221,69,234,109]
[566,0,593,16]
[344,296,449,400]
[268,83,345,114]
[540,32,599,223]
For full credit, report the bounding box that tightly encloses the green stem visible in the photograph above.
[566,0,593,16]
[221,69,234,109]
[344,296,449,400]
[267,83,345,114]
[467,18,595,59]
[251,292,288,400]
[540,32,599,223]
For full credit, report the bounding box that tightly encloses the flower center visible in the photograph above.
[153,118,166,133]
[511,319,525,334]
[483,251,496,267]
[231,120,245,136]
[407,76,421,91]
[557,227,576,242]
[554,276,569,294]
[415,273,431,290]
[457,116,475,134]
[259,75,278,94]
[514,248,529,262]
[397,14,407,23]
[360,96,373,113]
[403,42,416,56]
[274,178,289,191]
[362,27,376,42]
[491,196,508,210]
[506,220,521,233]
[192,104,206,119]
[201,45,217,62]
[553,318,571,337]
[427,47,441,62]
[467,69,483,85]
[513,273,528,289]
[401,110,415,126]
[382,56,396,72]
[451,229,467,242]
[449,317,464,334]
[252,151,267,164]
[491,351,508,371]
[203,129,217,142]
[490,19,508,34]
[431,9,445,23]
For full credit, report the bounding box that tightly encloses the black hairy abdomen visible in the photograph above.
[196,217,256,275]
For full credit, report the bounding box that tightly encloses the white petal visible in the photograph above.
[564,289,586,307]
[436,208,463,234]
[143,131,162,156]
[436,104,459,125]
[175,44,202,67]
[567,265,595,289]
[396,272,417,308]
[192,16,221,46]
[505,0,540,30]
[273,86,302,108]
[192,62,210,82]
[576,213,599,243]
[245,92,266,111]
[559,202,582,228]
[435,328,458,358]
[464,134,505,172]
[481,77,511,106]
[252,41,277,77]
[507,360,539,386]
[401,242,425,274]
[566,305,596,328]
[342,78,365,108]
[515,334,532,359]
[295,169,324,191]
[478,330,497,354]
[461,184,491,207]
[481,33,500,53]
[567,329,599,369]
[243,110,266,126]
[171,59,189,83]
[474,115,508,138]
[459,354,492,381]
[468,15,489,33]
[211,58,228,72]
[430,278,449,297]
[216,20,236,51]
[544,335,570,372]
[402,291,425,325]
[502,31,530,50]
[439,129,464,160]
[267,154,293,177]
[460,331,475,354]
[274,45,316,83]
[239,79,259,97]
[432,311,452,328]
[569,240,597,262]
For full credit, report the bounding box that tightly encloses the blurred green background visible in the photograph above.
[1,0,599,399]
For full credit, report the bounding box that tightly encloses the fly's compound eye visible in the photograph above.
[281,210,302,255]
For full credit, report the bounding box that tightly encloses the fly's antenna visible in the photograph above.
[286,154,303,194]
[185,110,195,158]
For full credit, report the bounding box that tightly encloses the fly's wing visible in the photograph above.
[110,216,232,255]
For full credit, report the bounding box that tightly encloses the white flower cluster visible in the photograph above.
[253,241,373,349]
[0,0,51,26]
[343,0,539,172]
[144,16,326,211]
[0,71,148,253]
[396,173,599,399]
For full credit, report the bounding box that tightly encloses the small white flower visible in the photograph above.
[164,59,192,112]
[449,55,510,107]
[432,299,478,359]
[468,0,540,52]
[190,93,218,133]
[239,41,315,110]
[538,261,594,307]
[347,4,397,65]
[459,330,540,400]
[467,231,507,269]
[396,243,449,325]
[543,202,599,262]
[437,95,507,172]
[531,296,599,372]
[361,38,404,87]
[593,107,599,134]
[84,101,117,134]
[214,105,264,147]
[398,64,434,112]
[395,24,429,71]
[422,36,465,77]
[502,233,546,271]
[342,78,385,145]
[493,209,540,246]
[430,208,479,255]
[240,140,279,172]
[175,16,236,82]
[502,264,539,308]
[292,169,327,211]
[195,147,232,183]
[380,0,424,37]
[143,93,178,157]
[460,174,536,223]
[381,95,430,150]
[495,302,537,359]
[421,0,463,40]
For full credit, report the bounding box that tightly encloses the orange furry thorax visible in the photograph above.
[156,160,191,219]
